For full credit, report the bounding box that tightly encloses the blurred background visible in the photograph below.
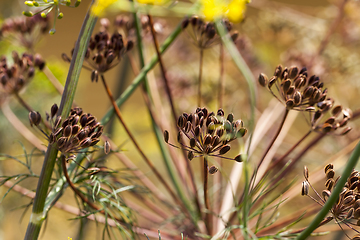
[0,0,360,239]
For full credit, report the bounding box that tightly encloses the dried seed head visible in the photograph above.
[322,190,331,200]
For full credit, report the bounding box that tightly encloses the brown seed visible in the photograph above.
[355,207,360,219]
[185,121,192,133]
[188,151,194,160]
[324,163,333,173]
[163,130,169,143]
[281,79,291,93]
[293,91,302,105]
[325,178,334,191]
[354,200,360,210]
[211,135,220,147]
[194,125,201,137]
[234,155,242,162]
[302,181,309,196]
[80,137,92,148]
[352,234,360,240]
[219,145,231,155]
[258,73,268,87]
[204,134,212,145]
[344,195,355,206]
[268,76,276,88]
[190,138,196,148]
[346,208,354,219]
[326,168,335,179]
[285,99,295,109]
[322,190,331,200]
[104,140,110,154]
[209,165,218,174]
[51,103,58,118]
[289,66,299,79]
[303,166,309,179]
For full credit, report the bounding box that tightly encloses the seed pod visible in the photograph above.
[326,168,335,179]
[194,125,201,137]
[77,130,87,141]
[104,140,110,154]
[29,111,41,127]
[181,18,189,29]
[190,138,196,148]
[303,166,309,179]
[177,115,186,128]
[209,165,218,174]
[344,195,355,206]
[80,137,92,148]
[355,207,360,219]
[57,137,67,149]
[50,103,58,118]
[217,109,224,117]
[258,73,268,87]
[219,145,231,155]
[234,155,242,162]
[204,134,212,145]
[324,164,334,174]
[63,125,72,138]
[281,79,291,93]
[352,234,360,240]
[289,66,299,79]
[322,190,331,200]
[302,181,309,196]
[163,130,169,143]
[211,135,220,147]
[325,178,334,191]
[188,151,194,161]
[80,115,88,127]
[91,70,99,82]
[185,121,192,133]
[346,208,354,219]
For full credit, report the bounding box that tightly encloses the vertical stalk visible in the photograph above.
[203,156,211,234]
[24,3,97,239]
[296,140,360,240]
[198,48,204,107]
[218,43,224,109]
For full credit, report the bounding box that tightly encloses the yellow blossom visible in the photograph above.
[136,0,165,5]
[91,0,118,16]
[201,0,248,23]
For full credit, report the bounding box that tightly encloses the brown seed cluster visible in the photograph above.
[182,16,238,49]
[46,105,104,154]
[164,107,246,162]
[259,65,327,111]
[63,22,133,82]
[311,98,352,135]
[0,51,45,95]
[302,164,360,238]
[0,14,50,49]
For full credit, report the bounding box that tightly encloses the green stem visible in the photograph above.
[24,4,97,239]
[296,140,360,240]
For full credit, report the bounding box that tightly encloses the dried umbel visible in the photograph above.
[182,16,238,49]
[0,51,45,94]
[48,106,103,153]
[259,65,327,111]
[310,98,352,135]
[302,164,360,238]
[63,20,133,82]
[0,14,50,49]
[164,107,246,161]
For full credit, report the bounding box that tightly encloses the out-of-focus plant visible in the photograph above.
[0,0,360,239]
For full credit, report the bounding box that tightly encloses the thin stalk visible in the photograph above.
[24,4,97,239]
[13,92,33,112]
[43,66,64,95]
[273,132,326,184]
[198,48,204,106]
[1,103,46,151]
[100,74,179,205]
[101,22,182,126]
[266,130,311,173]
[296,140,360,240]
[147,14,177,122]
[257,109,289,169]
[204,156,211,235]
[218,43,225,108]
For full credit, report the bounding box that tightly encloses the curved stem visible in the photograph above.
[100,74,179,206]
[13,92,33,112]
[147,14,177,122]
[296,140,360,240]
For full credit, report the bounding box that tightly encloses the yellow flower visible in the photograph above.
[201,0,248,23]
[91,0,118,16]
[136,0,166,5]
